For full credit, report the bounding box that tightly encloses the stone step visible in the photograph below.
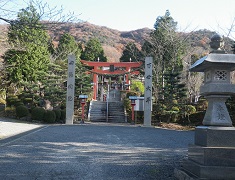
[89,90,126,123]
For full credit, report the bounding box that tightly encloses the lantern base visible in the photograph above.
[175,126,235,180]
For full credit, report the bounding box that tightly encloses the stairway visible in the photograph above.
[88,101,107,122]
[108,101,126,123]
[88,89,126,123]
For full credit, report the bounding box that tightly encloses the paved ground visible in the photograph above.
[0,119,194,180]
[0,117,43,140]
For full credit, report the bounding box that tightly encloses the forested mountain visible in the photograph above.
[0,22,233,62]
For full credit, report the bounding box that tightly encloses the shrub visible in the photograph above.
[0,98,6,104]
[15,101,24,107]
[60,104,66,110]
[171,106,180,112]
[179,111,205,126]
[31,107,46,121]
[44,110,56,123]
[4,106,16,117]
[60,110,66,123]
[126,91,138,98]
[53,109,61,122]
[172,99,178,105]
[23,97,33,104]
[186,105,197,115]
[196,98,208,111]
[16,105,29,119]
[6,95,18,106]
[189,111,205,125]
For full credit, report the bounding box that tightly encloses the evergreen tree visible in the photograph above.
[81,38,107,62]
[54,33,92,101]
[142,10,188,122]
[120,42,142,62]
[4,4,50,86]
[55,33,81,61]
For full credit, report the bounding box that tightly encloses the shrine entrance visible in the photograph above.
[80,60,142,100]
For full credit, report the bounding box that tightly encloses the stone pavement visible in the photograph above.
[0,118,194,180]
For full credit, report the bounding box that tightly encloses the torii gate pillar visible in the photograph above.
[125,67,131,90]
[93,66,98,100]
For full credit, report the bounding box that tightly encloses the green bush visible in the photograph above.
[196,98,208,111]
[179,111,205,125]
[60,104,66,110]
[171,106,180,111]
[53,109,61,122]
[16,105,29,119]
[31,107,46,121]
[186,105,196,115]
[126,91,138,98]
[60,110,66,123]
[189,111,205,124]
[23,97,33,104]
[4,106,16,117]
[6,95,18,106]
[44,110,56,123]
[14,101,24,107]
[0,98,6,104]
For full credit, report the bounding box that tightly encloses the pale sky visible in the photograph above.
[48,0,235,39]
[2,0,235,39]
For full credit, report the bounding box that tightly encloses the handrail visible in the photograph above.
[106,84,109,122]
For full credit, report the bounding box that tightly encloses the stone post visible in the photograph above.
[144,57,153,127]
[66,54,75,125]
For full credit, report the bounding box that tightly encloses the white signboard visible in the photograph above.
[134,97,152,111]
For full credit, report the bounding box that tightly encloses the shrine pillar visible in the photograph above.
[93,66,98,100]
[125,67,131,90]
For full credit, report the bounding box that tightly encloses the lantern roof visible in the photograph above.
[190,53,235,72]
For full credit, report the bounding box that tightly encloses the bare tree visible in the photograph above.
[0,0,81,29]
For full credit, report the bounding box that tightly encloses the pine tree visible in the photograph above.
[81,38,107,62]
[55,33,81,61]
[54,33,92,101]
[4,4,50,86]
[120,42,142,62]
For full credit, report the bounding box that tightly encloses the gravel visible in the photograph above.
[0,121,194,180]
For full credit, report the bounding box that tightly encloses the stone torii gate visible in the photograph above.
[80,60,142,100]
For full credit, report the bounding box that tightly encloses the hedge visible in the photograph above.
[31,107,46,121]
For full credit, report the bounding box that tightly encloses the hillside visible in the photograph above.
[0,22,234,62]
[49,22,152,62]
[0,25,9,57]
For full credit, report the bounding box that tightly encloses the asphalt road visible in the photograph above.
[0,123,194,180]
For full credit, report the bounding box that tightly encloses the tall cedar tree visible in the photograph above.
[142,10,187,119]
[81,38,107,62]
[120,42,142,62]
[55,33,81,61]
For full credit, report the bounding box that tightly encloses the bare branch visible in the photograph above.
[227,17,235,38]
[0,0,81,30]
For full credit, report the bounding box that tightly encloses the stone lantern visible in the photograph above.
[190,36,235,126]
[175,34,235,179]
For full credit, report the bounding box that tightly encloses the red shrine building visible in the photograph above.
[80,60,142,100]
